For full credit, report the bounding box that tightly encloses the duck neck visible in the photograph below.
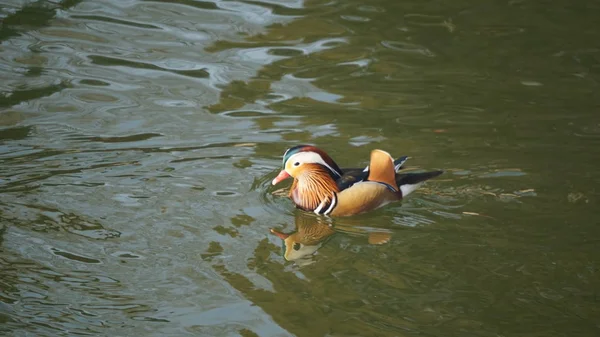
[291,164,340,211]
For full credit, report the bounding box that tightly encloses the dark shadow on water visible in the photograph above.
[70,15,162,30]
[0,126,32,141]
[0,223,5,248]
[0,83,70,109]
[88,55,210,79]
[141,0,219,11]
[66,132,164,143]
[0,0,84,42]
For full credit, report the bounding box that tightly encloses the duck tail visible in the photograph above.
[367,150,399,192]
[396,170,443,197]
[393,156,408,172]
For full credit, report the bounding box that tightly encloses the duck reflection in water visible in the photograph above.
[270,212,392,266]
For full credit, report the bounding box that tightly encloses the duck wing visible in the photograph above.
[337,155,409,191]
[336,168,368,191]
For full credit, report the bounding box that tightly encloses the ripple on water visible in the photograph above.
[70,14,163,30]
[478,169,527,178]
[110,251,144,259]
[212,191,242,197]
[249,168,296,217]
[87,55,210,79]
[358,5,385,13]
[267,47,305,57]
[220,109,275,118]
[338,58,371,67]
[76,78,110,86]
[0,1,305,336]
[153,99,198,108]
[403,13,452,30]
[340,15,371,22]
[69,132,163,143]
[50,247,102,264]
[381,40,436,57]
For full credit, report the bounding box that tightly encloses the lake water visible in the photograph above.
[1,0,599,336]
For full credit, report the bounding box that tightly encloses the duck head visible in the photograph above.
[271,145,343,185]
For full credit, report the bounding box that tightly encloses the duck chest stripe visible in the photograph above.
[313,191,337,216]
[298,166,339,211]
[323,192,337,215]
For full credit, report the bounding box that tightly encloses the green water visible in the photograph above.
[1,0,599,336]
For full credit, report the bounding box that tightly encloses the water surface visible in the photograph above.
[1,0,599,336]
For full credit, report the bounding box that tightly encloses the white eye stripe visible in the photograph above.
[288,152,341,177]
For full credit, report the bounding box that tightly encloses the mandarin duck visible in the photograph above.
[272,145,443,217]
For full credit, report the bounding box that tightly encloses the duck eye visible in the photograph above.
[293,243,301,251]
[293,162,300,167]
